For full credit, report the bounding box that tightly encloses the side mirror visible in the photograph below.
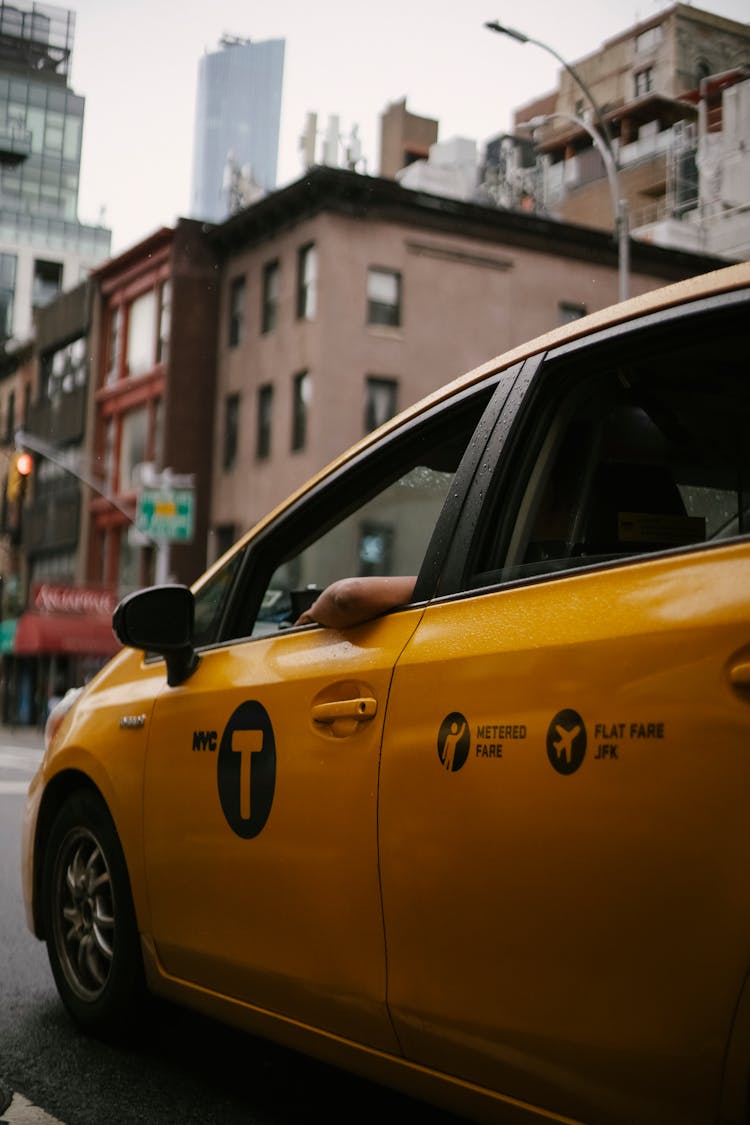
[113,584,200,687]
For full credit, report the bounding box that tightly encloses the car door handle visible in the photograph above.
[311,697,377,724]
[729,660,750,687]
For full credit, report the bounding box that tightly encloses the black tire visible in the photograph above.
[41,788,146,1036]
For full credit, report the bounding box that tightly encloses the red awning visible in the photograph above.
[14,612,121,657]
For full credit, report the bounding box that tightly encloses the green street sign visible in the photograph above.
[136,487,194,542]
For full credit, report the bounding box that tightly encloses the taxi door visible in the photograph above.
[378,552,750,1124]
[377,311,750,1124]
[140,378,500,1053]
[142,609,422,1053]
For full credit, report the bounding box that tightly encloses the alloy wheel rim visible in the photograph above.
[52,826,115,1002]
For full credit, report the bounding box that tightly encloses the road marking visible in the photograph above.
[0,751,44,771]
[0,749,42,796]
[1,1091,66,1124]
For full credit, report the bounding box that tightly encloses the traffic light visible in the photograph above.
[6,451,33,502]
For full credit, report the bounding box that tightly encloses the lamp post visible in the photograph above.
[484,19,630,300]
[526,113,630,303]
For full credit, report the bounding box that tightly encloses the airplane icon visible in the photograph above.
[552,723,581,764]
[547,710,586,775]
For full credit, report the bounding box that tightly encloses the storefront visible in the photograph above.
[3,583,120,726]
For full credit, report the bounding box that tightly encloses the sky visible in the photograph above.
[67,0,750,255]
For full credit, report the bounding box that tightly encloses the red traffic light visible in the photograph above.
[16,452,33,476]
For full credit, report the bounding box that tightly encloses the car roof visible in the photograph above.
[201,260,750,584]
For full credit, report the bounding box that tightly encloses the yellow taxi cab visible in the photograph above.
[22,260,750,1125]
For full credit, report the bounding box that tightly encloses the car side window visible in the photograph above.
[253,467,447,636]
[245,389,494,638]
[192,547,245,648]
[471,308,749,586]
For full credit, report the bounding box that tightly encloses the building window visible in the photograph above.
[261,260,280,333]
[126,289,157,377]
[157,280,171,365]
[228,276,246,347]
[44,336,87,397]
[0,253,17,338]
[695,58,712,85]
[152,397,164,469]
[291,371,310,451]
[257,384,273,459]
[635,25,662,53]
[118,406,148,493]
[101,417,115,492]
[559,301,587,324]
[32,259,63,309]
[106,305,122,385]
[367,267,401,327]
[296,244,317,320]
[365,376,398,433]
[224,393,240,471]
[634,68,653,96]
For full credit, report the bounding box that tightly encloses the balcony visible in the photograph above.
[0,2,73,78]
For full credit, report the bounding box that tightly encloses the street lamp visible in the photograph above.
[484,19,630,300]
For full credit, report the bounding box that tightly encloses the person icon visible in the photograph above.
[440,716,468,771]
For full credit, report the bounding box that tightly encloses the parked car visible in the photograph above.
[22,261,750,1125]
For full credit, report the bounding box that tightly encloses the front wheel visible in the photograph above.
[41,788,145,1036]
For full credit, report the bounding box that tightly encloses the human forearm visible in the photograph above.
[296,575,417,628]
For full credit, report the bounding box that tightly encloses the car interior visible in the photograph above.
[479,311,749,585]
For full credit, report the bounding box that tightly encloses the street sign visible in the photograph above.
[135,487,194,542]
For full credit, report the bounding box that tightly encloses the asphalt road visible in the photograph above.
[0,726,466,1125]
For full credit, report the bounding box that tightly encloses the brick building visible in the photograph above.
[87,221,220,594]
[205,165,727,558]
[1,164,731,724]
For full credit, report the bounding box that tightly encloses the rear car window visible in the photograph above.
[472,305,749,585]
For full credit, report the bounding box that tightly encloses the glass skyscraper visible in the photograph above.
[0,1,110,341]
[0,8,82,221]
[190,35,285,223]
